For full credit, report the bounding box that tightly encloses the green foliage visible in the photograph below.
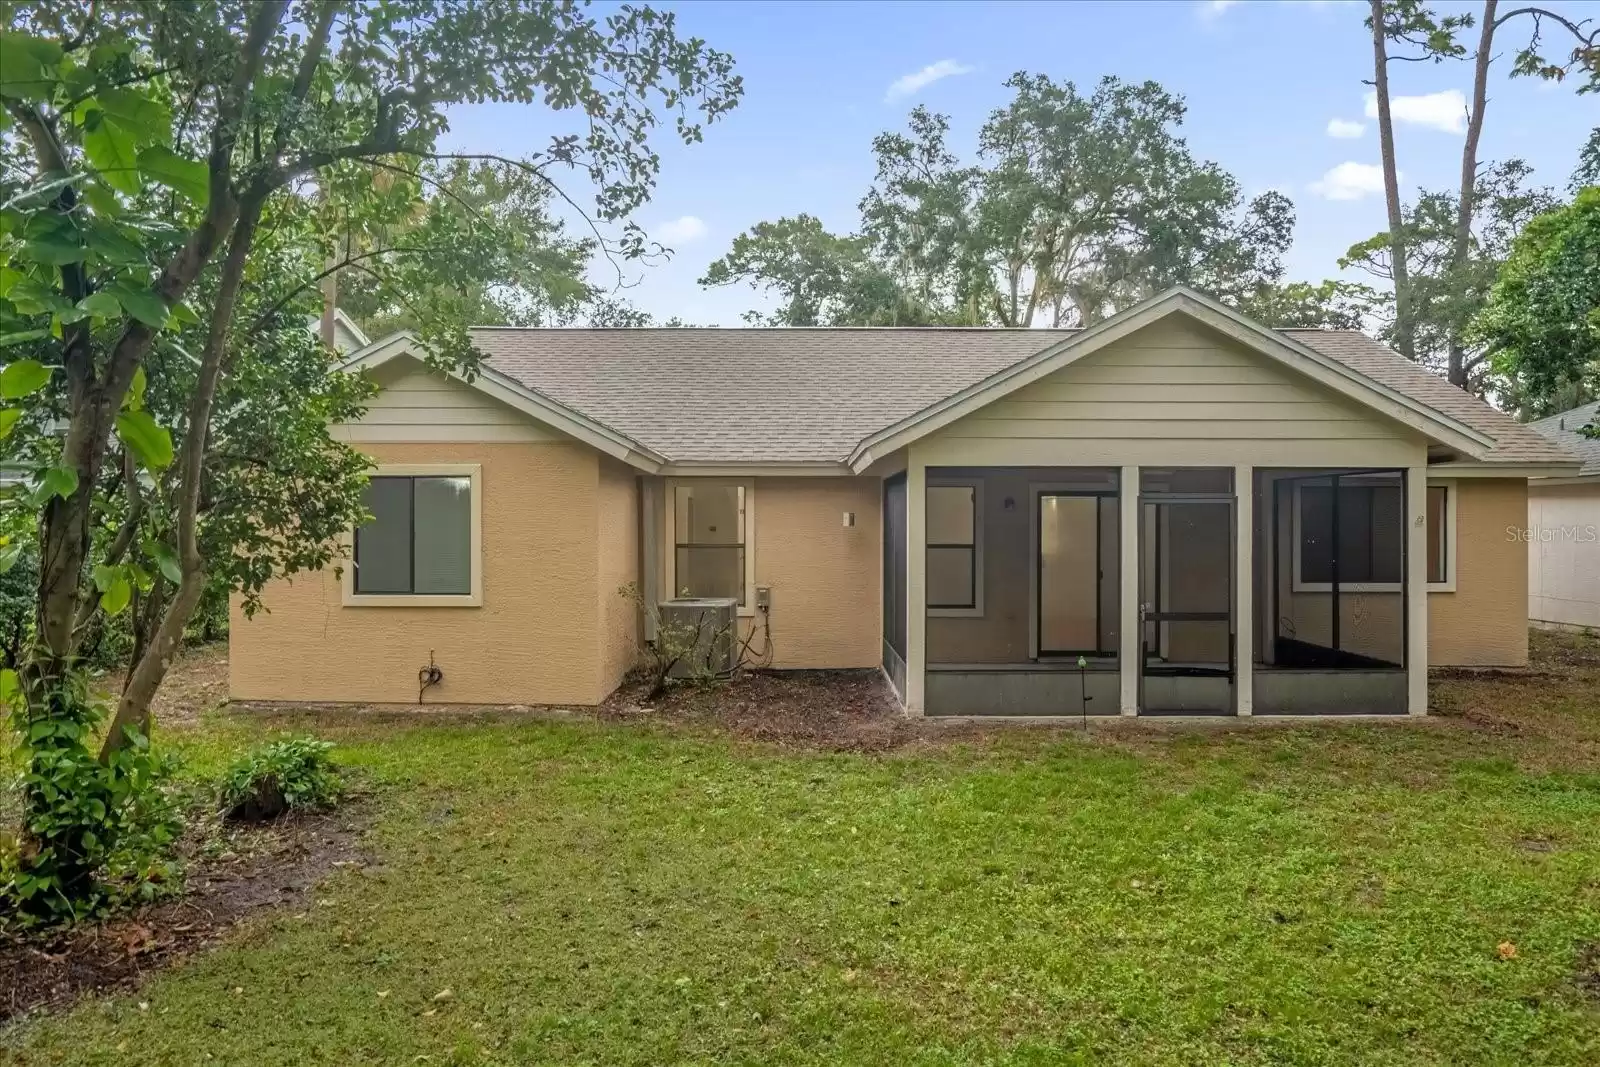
[336,158,601,335]
[10,651,1600,1060]
[704,74,1298,327]
[0,668,182,926]
[218,738,342,818]
[1341,160,1557,389]
[1473,187,1600,421]
[699,215,942,326]
[1,0,740,919]
[1234,280,1382,330]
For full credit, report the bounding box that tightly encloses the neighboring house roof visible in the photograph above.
[306,309,372,354]
[343,286,1579,474]
[1528,401,1600,479]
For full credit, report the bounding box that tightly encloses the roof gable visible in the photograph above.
[846,288,1493,470]
[338,333,665,471]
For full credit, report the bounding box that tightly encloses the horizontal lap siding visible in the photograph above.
[332,359,557,443]
[922,320,1425,470]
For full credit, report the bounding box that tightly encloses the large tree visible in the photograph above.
[1342,160,1557,392]
[1472,188,1600,418]
[0,0,738,916]
[1366,0,1597,383]
[707,74,1301,328]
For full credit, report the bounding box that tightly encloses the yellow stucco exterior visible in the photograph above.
[230,314,1541,712]
[229,440,631,706]
[750,477,882,669]
[1430,478,1529,666]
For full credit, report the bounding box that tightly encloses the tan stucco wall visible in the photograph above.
[1528,482,1600,629]
[596,458,641,696]
[1430,478,1529,666]
[749,477,882,669]
[230,441,619,705]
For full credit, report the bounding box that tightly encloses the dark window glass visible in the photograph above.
[354,475,472,595]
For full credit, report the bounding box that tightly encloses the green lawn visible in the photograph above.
[5,637,1600,1065]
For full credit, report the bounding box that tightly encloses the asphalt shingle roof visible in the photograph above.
[469,325,1579,467]
[1528,401,1600,478]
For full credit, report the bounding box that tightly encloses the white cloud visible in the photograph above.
[1363,88,1467,134]
[1326,118,1366,139]
[885,59,974,102]
[654,215,707,245]
[1198,0,1240,18]
[1309,161,1391,201]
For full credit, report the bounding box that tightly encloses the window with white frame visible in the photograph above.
[1293,478,1453,590]
[927,482,981,612]
[673,483,747,605]
[350,466,479,603]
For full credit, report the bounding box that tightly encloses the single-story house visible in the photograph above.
[229,287,1583,718]
[1526,400,1600,631]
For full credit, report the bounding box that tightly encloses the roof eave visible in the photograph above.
[1429,460,1586,479]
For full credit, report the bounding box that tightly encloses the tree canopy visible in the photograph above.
[703,73,1348,329]
[0,0,739,920]
[1473,187,1600,419]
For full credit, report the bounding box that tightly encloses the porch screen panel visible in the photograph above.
[883,475,907,657]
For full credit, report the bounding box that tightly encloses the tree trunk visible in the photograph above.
[1369,0,1416,362]
[1449,1,1498,389]
[101,206,264,758]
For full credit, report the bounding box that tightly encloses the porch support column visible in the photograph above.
[1234,465,1253,716]
[1118,464,1139,716]
[905,451,927,716]
[1406,464,1429,715]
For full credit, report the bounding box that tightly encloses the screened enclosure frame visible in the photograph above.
[1268,468,1410,672]
[1034,488,1120,658]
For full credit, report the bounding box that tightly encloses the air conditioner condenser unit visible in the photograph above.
[656,597,738,677]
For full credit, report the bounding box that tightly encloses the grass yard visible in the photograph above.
[4,632,1599,1065]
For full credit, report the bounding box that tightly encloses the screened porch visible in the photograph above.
[882,463,1431,718]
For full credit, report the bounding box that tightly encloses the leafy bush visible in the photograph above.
[1,670,183,927]
[219,738,342,822]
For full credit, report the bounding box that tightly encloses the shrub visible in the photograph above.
[1,670,183,927]
[219,738,342,822]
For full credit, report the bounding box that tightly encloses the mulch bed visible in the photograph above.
[0,805,369,1025]
[602,669,918,752]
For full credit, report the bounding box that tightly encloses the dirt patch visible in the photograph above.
[1530,627,1600,670]
[1576,942,1600,1003]
[0,804,368,1025]
[602,669,926,752]
[99,641,230,732]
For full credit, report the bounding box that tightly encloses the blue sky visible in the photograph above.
[441,0,1599,326]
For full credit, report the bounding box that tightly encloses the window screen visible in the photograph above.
[354,475,472,595]
[927,485,976,609]
[674,484,746,604]
[1299,481,1403,585]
